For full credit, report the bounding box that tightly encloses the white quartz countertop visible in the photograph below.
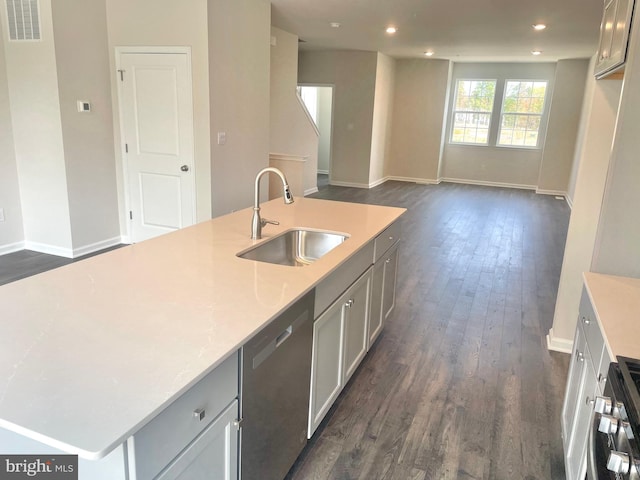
[583,272,640,360]
[0,198,405,460]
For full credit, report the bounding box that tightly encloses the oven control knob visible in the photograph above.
[594,396,613,415]
[598,414,619,434]
[607,451,630,474]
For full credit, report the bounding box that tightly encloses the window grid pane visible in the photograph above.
[451,79,496,145]
[498,80,547,147]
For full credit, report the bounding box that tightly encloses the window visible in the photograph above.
[450,80,496,145]
[498,80,548,147]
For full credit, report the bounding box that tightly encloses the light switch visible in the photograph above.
[77,101,91,112]
[217,132,227,145]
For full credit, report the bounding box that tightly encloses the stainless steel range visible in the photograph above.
[588,357,640,479]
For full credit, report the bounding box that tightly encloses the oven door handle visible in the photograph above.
[587,411,600,479]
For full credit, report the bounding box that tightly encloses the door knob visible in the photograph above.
[181,165,189,172]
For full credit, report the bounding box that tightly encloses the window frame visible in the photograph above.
[496,79,549,149]
[449,78,498,147]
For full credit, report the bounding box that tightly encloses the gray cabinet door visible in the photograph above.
[369,259,385,348]
[156,400,239,480]
[343,270,372,384]
[381,246,399,323]
[308,297,345,437]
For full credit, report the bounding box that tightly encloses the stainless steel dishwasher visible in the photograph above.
[241,290,314,480]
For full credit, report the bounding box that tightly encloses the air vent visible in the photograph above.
[6,0,40,41]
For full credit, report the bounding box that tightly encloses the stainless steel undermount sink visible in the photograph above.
[237,228,349,267]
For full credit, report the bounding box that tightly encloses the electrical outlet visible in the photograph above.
[0,208,5,222]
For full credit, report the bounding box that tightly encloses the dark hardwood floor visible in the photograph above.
[0,181,571,479]
[0,245,123,286]
[287,181,571,480]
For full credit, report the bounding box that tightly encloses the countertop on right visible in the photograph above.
[583,272,640,360]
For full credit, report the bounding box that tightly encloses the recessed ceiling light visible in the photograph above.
[531,50,543,55]
[330,22,341,28]
[386,26,397,34]
[532,24,547,30]
[424,51,434,57]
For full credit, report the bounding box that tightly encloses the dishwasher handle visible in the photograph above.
[275,326,293,348]
[252,311,307,370]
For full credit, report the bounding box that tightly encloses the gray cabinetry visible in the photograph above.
[369,242,399,348]
[309,220,401,438]
[129,352,240,480]
[308,268,372,437]
[155,401,239,480]
[561,289,611,480]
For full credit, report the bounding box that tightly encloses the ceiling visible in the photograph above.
[270,0,604,62]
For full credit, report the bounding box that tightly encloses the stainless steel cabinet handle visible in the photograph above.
[345,299,354,308]
[193,408,206,421]
[385,258,391,264]
[576,351,584,362]
[582,316,590,325]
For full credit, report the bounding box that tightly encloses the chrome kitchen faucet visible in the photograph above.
[251,167,294,239]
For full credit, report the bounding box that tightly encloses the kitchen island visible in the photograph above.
[0,197,405,478]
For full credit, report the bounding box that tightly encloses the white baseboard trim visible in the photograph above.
[369,177,388,188]
[329,180,371,189]
[304,187,319,196]
[565,195,574,210]
[441,177,537,191]
[24,241,74,258]
[546,328,573,354]
[536,189,567,196]
[317,169,329,175]
[0,241,26,256]
[120,235,132,245]
[72,236,122,258]
[387,175,440,185]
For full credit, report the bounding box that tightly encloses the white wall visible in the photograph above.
[0,0,73,254]
[52,0,120,253]
[369,53,395,185]
[269,27,319,196]
[298,50,378,187]
[591,10,640,278]
[208,0,271,216]
[317,87,333,173]
[387,59,450,182]
[106,0,212,225]
[441,62,557,188]
[0,19,23,253]
[537,59,590,195]
[548,63,622,348]
[566,59,599,204]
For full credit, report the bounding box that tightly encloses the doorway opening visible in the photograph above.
[297,85,334,190]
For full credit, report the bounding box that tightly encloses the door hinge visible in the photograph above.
[129,211,133,220]
[125,143,128,153]
[117,69,125,82]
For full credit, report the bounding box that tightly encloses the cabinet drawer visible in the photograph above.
[132,352,239,480]
[578,290,605,369]
[374,221,401,262]
[315,241,374,318]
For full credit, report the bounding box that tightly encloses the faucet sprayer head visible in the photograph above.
[283,184,294,204]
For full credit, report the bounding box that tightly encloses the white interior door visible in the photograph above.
[118,51,195,242]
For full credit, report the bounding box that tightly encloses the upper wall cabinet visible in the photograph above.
[595,0,636,78]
